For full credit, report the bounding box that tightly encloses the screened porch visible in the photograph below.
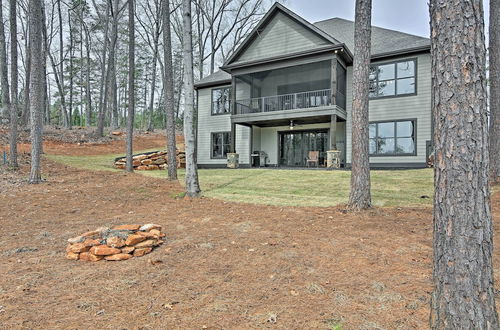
[234,60,345,115]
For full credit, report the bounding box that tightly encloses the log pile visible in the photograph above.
[66,224,165,261]
[114,150,186,170]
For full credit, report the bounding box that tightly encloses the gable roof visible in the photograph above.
[223,2,340,67]
[196,3,431,88]
[314,17,430,58]
[194,70,231,89]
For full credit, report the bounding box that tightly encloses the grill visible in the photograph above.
[251,151,268,167]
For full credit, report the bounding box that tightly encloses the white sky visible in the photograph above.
[285,0,491,39]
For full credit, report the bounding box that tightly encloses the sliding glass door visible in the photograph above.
[279,130,328,167]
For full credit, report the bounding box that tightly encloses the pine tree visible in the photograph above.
[429,0,499,327]
[348,0,372,210]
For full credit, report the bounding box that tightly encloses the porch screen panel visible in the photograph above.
[234,60,332,115]
[336,63,347,109]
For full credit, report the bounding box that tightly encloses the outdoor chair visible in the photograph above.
[306,151,319,167]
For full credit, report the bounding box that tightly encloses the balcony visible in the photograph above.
[230,59,346,126]
[235,89,331,115]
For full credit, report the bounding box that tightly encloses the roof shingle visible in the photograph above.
[314,17,430,57]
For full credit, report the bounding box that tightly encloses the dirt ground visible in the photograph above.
[0,125,180,156]
[0,134,499,329]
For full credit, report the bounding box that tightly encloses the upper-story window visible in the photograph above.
[369,59,416,98]
[212,87,231,115]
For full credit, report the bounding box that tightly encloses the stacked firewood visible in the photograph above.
[114,150,186,170]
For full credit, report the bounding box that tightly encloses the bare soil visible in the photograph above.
[0,133,499,329]
[0,125,183,156]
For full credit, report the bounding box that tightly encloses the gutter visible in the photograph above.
[371,45,431,60]
[194,80,232,90]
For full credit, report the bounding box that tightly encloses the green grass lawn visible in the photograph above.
[46,151,437,207]
[146,167,434,207]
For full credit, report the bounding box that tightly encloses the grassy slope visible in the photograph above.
[145,168,434,207]
[46,151,438,207]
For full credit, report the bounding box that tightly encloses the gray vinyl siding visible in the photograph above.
[345,53,432,165]
[236,125,251,164]
[233,12,329,64]
[197,86,250,165]
[252,126,262,151]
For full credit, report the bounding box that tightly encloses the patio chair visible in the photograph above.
[306,151,319,168]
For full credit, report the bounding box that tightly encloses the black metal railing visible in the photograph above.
[234,89,332,115]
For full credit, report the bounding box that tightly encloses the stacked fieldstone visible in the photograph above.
[114,150,186,170]
[66,224,165,261]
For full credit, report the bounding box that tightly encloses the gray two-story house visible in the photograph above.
[194,3,431,168]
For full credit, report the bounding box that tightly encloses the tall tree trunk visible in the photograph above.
[163,0,177,180]
[348,0,371,210]
[84,25,92,126]
[47,50,68,127]
[28,0,44,184]
[96,0,111,137]
[108,0,120,131]
[195,1,204,80]
[147,35,159,132]
[126,0,135,172]
[182,0,201,196]
[68,9,74,129]
[41,5,49,126]
[0,1,11,119]
[490,0,499,183]
[429,0,499,328]
[57,0,69,127]
[79,14,84,127]
[22,37,31,126]
[9,0,18,169]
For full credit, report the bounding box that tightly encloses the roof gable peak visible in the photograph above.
[223,2,339,67]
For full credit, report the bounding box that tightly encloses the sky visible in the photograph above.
[285,0,491,39]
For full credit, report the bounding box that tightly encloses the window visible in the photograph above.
[211,132,231,158]
[369,59,416,98]
[211,87,231,115]
[369,120,416,156]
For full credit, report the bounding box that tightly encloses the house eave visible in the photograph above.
[221,44,352,72]
[194,79,232,90]
[371,45,431,60]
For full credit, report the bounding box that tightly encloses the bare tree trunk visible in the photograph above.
[348,0,371,210]
[126,0,135,173]
[47,50,68,126]
[490,0,499,183]
[79,14,84,127]
[147,36,159,132]
[96,0,111,137]
[429,0,499,328]
[57,0,69,127]
[28,0,44,184]
[22,37,31,126]
[182,0,201,196]
[108,0,121,131]
[83,22,92,126]
[41,5,49,126]
[0,1,11,119]
[163,0,177,180]
[196,1,204,80]
[68,8,74,129]
[9,0,18,169]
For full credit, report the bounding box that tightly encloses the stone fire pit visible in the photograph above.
[66,224,165,261]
